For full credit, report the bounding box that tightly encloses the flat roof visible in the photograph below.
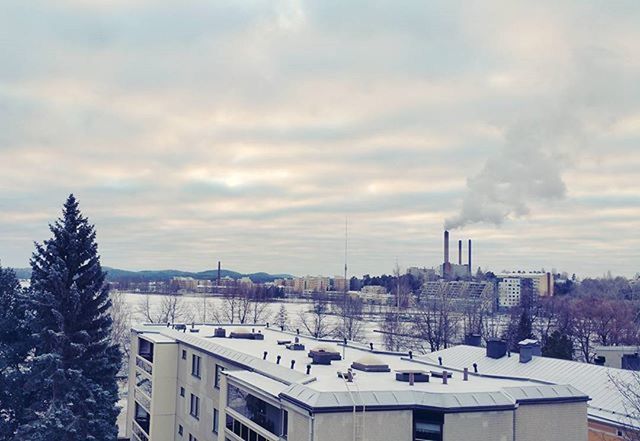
[422,345,639,429]
[134,324,588,412]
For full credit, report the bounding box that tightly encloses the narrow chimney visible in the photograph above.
[463,367,469,381]
[458,240,462,265]
[468,239,472,276]
[409,372,415,386]
[442,371,448,384]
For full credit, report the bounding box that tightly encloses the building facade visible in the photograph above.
[127,323,589,441]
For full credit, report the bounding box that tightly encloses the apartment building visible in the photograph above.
[423,342,640,441]
[497,272,554,308]
[127,323,589,441]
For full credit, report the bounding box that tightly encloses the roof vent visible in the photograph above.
[286,343,305,351]
[518,339,540,363]
[230,329,264,340]
[486,338,507,359]
[395,370,429,383]
[309,345,341,365]
[213,327,226,338]
[351,355,391,372]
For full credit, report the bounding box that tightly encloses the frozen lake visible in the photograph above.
[122,292,389,347]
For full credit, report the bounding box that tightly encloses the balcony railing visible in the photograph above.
[134,389,151,411]
[136,355,153,375]
[132,420,149,441]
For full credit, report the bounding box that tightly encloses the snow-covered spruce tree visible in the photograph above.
[17,195,121,441]
[0,266,32,439]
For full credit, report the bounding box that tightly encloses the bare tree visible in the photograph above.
[110,291,132,371]
[380,309,414,352]
[610,371,640,441]
[414,285,460,352]
[297,293,331,338]
[137,293,193,324]
[332,294,365,341]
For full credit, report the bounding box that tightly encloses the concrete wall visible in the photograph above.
[312,410,412,441]
[444,410,514,441]
[176,344,239,441]
[515,402,587,441]
[148,342,178,441]
[286,406,310,441]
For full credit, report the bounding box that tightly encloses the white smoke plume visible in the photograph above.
[445,50,629,230]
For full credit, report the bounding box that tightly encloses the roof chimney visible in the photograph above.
[486,339,507,359]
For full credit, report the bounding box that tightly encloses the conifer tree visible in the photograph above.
[17,195,121,441]
[0,266,32,439]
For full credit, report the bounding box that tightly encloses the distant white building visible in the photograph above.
[497,271,554,308]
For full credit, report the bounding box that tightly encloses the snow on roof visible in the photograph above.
[421,345,639,429]
[133,324,588,412]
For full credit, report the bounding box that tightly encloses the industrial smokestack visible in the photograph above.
[468,240,472,276]
[217,261,221,287]
[444,231,450,263]
[458,240,462,265]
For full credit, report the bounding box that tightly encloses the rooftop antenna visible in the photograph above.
[343,216,348,359]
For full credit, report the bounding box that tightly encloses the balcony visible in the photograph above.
[136,356,153,376]
[134,401,151,439]
[138,338,154,363]
[132,420,149,441]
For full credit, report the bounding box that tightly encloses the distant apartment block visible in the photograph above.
[292,276,329,294]
[128,323,589,441]
[497,271,553,308]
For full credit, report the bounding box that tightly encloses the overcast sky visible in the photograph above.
[1,1,639,278]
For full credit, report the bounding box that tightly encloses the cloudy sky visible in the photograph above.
[1,1,639,278]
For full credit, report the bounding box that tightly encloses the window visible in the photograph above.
[178,425,183,436]
[215,364,224,388]
[190,394,200,419]
[213,408,219,433]
[188,435,197,441]
[227,384,283,435]
[180,387,185,397]
[282,409,288,439]
[192,354,201,378]
[182,349,187,360]
[413,410,443,441]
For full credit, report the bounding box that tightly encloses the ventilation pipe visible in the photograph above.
[438,356,443,366]
[473,363,478,373]
[442,371,448,384]
[276,355,281,365]
[263,351,268,360]
[306,364,311,375]
[290,360,296,369]
[463,368,469,381]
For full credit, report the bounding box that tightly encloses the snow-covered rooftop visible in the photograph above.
[134,323,588,412]
[421,345,639,430]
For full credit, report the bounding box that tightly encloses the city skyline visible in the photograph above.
[1,2,639,277]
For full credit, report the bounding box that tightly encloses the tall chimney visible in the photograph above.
[444,230,450,263]
[458,240,462,265]
[468,239,472,276]
[217,261,221,287]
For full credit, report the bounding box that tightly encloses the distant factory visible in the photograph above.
[441,230,472,279]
